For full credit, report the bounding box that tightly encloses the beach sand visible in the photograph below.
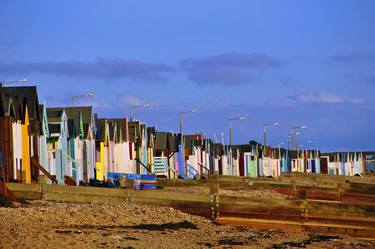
[0,200,373,249]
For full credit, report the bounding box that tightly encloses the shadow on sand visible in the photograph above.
[58,220,199,232]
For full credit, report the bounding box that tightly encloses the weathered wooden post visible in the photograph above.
[291,179,297,199]
[337,182,346,201]
[0,151,6,198]
[125,180,135,203]
[210,183,219,222]
[38,175,48,185]
[126,180,134,189]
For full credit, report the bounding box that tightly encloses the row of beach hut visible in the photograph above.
[0,86,374,186]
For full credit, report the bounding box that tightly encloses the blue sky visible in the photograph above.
[1,0,374,151]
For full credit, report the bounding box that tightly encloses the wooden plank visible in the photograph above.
[343,192,375,205]
[348,182,375,195]
[43,185,211,203]
[305,200,375,217]
[6,183,40,192]
[133,190,210,203]
[11,190,42,200]
[31,158,57,184]
[219,195,305,207]
[5,183,41,200]
[44,184,131,197]
[218,217,375,239]
[219,204,303,222]
[0,181,18,202]
[43,191,127,203]
[305,189,342,201]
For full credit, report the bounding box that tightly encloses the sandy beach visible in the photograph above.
[0,200,373,249]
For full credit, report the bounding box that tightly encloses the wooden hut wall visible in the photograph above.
[95,141,105,180]
[21,106,31,183]
[12,121,22,180]
[0,116,13,181]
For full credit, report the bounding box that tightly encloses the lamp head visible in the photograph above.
[191,109,198,113]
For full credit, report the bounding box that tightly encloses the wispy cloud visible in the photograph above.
[290,90,345,104]
[271,90,367,107]
[277,90,366,107]
[330,53,375,64]
[94,94,158,118]
[0,58,173,82]
[180,52,282,85]
[116,94,153,106]
[43,94,111,109]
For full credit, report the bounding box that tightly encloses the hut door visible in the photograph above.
[320,157,328,174]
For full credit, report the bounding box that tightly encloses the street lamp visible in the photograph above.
[277,142,285,159]
[307,140,320,161]
[277,142,285,148]
[72,92,94,107]
[307,140,319,150]
[291,125,307,151]
[307,140,312,149]
[293,131,307,171]
[299,144,304,156]
[229,116,246,146]
[263,122,279,148]
[180,109,198,145]
[288,133,292,151]
[295,131,301,155]
[0,79,28,87]
[130,103,150,121]
[179,109,198,172]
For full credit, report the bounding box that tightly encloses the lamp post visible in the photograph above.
[263,122,279,148]
[299,144,304,158]
[307,140,319,161]
[295,131,301,159]
[72,92,94,107]
[307,140,319,152]
[179,109,198,169]
[307,140,312,150]
[277,142,285,149]
[291,125,307,151]
[0,79,27,87]
[278,142,285,159]
[229,116,246,146]
[306,140,318,149]
[299,144,304,159]
[130,103,150,121]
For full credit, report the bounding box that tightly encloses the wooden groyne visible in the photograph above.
[6,174,375,240]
